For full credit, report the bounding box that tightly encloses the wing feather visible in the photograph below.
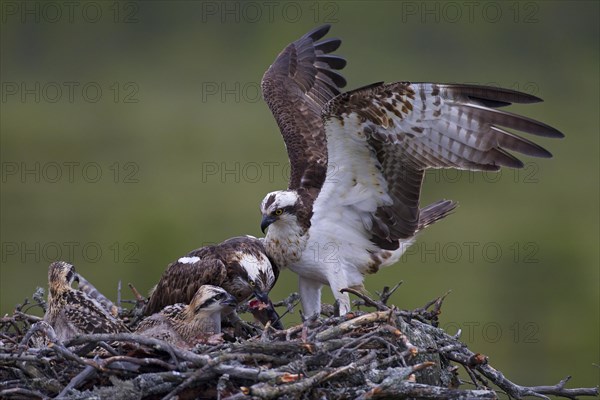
[145,258,227,315]
[262,24,347,192]
[144,236,278,315]
[317,82,562,247]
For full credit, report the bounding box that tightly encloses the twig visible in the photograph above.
[102,355,175,370]
[477,366,599,399]
[66,333,205,365]
[315,311,392,341]
[413,319,599,399]
[13,312,42,324]
[162,365,215,400]
[238,369,330,399]
[0,387,47,399]
[58,363,97,398]
[128,282,144,302]
[358,381,497,399]
[117,280,122,309]
[341,287,390,311]
[376,281,403,305]
[400,290,451,326]
[1,287,596,400]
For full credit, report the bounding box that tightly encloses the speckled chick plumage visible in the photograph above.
[43,261,129,342]
[136,285,237,348]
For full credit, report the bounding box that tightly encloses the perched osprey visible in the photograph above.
[44,261,129,342]
[259,25,563,317]
[145,236,282,328]
[137,285,237,348]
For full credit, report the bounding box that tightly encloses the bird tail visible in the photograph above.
[418,199,458,231]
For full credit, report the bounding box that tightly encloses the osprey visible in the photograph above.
[145,236,282,328]
[259,25,563,317]
[44,261,129,342]
[137,285,237,348]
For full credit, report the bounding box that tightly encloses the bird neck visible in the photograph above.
[264,219,307,268]
[49,285,69,297]
[176,309,221,340]
[207,312,221,334]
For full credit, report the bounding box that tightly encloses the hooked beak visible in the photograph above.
[252,290,283,330]
[261,215,276,233]
[254,290,270,305]
[222,292,238,308]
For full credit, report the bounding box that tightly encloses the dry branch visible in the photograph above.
[0,288,597,400]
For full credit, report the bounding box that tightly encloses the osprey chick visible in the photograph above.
[136,285,236,348]
[44,261,129,342]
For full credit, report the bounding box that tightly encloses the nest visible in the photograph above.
[0,285,597,400]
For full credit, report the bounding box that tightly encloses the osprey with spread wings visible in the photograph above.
[258,25,563,317]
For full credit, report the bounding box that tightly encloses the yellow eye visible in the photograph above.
[274,209,283,216]
[249,280,256,287]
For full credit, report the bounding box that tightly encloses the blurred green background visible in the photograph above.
[1,0,598,389]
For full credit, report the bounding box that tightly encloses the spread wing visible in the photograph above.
[316,82,563,249]
[262,24,347,193]
[144,257,227,315]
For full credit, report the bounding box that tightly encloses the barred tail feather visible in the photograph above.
[77,274,119,317]
[418,200,458,231]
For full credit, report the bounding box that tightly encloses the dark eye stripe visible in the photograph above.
[65,269,74,283]
[196,297,216,311]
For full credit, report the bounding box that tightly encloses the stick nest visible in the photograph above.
[1,285,597,400]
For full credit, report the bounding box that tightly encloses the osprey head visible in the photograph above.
[188,285,237,317]
[48,261,79,294]
[230,251,276,299]
[230,250,283,329]
[260,190,300,233]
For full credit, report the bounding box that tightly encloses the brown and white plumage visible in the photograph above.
[144,236,281,328]
[259,25,563,317]
[43,261,129,342]
[262,24,346,215]
[318,82,562,246]
[137,285,237,348]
